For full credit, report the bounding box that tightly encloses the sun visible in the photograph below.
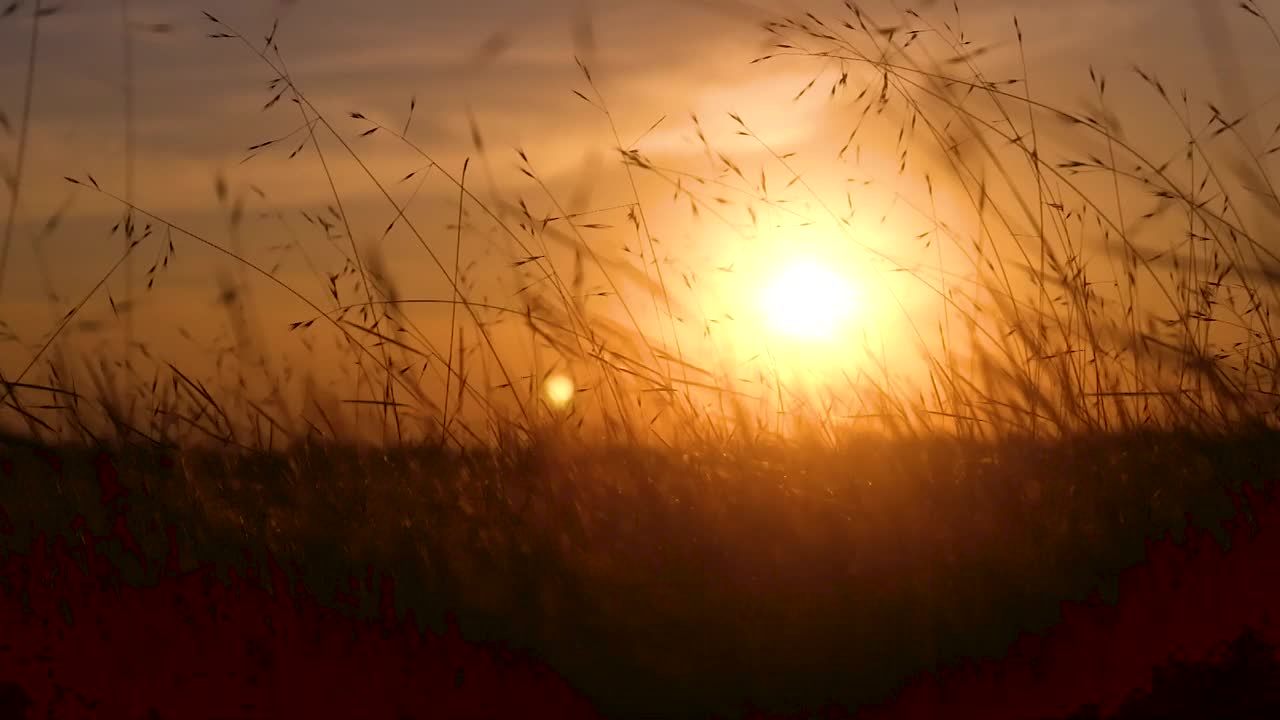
[543,372,576,409]
[759,257,859,341]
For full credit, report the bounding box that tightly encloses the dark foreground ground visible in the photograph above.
[1,428,1279,719]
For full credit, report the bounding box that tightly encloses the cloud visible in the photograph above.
[3,0,1276,320]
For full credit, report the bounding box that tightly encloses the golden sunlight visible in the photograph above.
[759,257,860,342]
[543,373,576,409]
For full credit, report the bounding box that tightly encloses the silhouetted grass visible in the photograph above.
[3,424,1276,717]
[3,1,1280,718]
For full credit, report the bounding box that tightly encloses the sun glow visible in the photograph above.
[543,373,576,409]
[759,257,860,341]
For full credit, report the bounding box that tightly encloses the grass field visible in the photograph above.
[2,427,1279,718]
[3,1,1280,718]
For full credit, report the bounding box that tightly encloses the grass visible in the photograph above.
[3,1,1280,718]
[3,426,1276,718]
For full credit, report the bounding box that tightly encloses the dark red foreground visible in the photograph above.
[1,449,1278,719]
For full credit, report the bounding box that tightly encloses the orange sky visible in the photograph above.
[4,0,1280,440]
